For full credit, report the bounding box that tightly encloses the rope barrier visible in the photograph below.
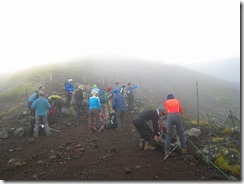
[185,135,231,180]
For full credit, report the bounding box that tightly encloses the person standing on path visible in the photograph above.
[112,89,126,130]
[31,91,51,137]
[164,93,186,157]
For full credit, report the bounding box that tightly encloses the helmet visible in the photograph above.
[68,79,73,83]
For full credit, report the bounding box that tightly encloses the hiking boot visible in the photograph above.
[139,139,145,150]
[144,142,156,151]
[180,148,187,155]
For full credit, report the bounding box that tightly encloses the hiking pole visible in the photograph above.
[162,145,178,161]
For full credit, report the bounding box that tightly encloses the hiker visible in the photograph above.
[132,107,166,150]
[112,89,126,130]
[91,84,100,94]
[88,91,102,132]
[74,85,84,122]
[114,81,122,94]
[98,88,109,123]
[133,83,138,99]
[65,79,74,108]
[48,94,64,120]
[106,86,114,114]
[125,82,137,113]
[164,93,186,157]
[27,86,45,136]
[31,91,51,137]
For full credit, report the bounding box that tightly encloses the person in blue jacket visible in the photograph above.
[112,89,126,130]
[88,91,102,132]
[65,79,75,108]
[27,86,45,136]
[31,91,51,137]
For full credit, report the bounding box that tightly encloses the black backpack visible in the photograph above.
[98,90,108,104]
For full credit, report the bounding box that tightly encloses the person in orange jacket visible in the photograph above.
[164,93,186,157]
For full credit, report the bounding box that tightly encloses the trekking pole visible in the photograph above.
[162,145,178,161]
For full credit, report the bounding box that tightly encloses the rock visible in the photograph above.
[0,127,8,139]
[135,165,141,169]
[22,111,28,115]
[80,147,85,152]
[185,128,201,138]
[14,127,25,137]
[8,158,23,168]
[49,155,57,161]
[8,128,16,133]
[124,167,131,174]
[27,137,35,144]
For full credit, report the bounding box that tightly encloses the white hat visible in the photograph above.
[68,79,73,83]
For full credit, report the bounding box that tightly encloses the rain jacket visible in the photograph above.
[31,97,51,116]
[89,96,101,111]
[164,99,183,115]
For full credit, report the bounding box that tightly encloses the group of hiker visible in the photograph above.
[67,80,138,132]
[27,78,187,158]
[27,79,138,136]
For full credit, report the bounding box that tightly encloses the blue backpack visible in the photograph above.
[98,90,108,104]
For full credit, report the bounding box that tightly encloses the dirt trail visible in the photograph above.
[0,113,229,181]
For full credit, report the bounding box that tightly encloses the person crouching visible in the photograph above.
[133,107,166,150]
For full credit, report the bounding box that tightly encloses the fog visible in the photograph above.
[0,0,240,77]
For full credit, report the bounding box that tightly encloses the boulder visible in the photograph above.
[185,128,201,138]
[0,127,8,139]
[14,127,25,137]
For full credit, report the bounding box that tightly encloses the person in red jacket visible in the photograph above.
[164,93,186,157]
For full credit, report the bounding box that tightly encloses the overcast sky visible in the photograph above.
[0,0,240,74]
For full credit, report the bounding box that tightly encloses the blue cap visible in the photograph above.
[167,94,174,100]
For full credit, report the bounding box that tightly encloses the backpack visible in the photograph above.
[98,90,108,104]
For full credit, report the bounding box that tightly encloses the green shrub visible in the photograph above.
[212,137,224,143]
[222,127,232,135]
[215,155,240,175]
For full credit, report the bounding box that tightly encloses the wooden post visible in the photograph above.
[196,81,199,125]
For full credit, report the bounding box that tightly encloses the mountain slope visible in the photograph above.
[178,57,240,83]
[0,58,240,123]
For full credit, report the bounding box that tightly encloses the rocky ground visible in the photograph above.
[0,109,232,182]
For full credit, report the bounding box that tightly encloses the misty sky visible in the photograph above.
[0,0,240,74]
